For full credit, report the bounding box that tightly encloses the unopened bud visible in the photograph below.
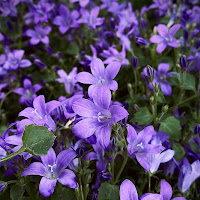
[194,124,200,135]
[150,96,155,105]
[131,56,138,69]
[134,104,140,112]
[162,105,169,113]
[179,55,187,69]
[135,37,148,46]
[147,65,154,80]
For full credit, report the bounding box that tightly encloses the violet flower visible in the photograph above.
[0,83,7,100]
[150,24,181,54]
[13,78,42,105]
[76,58,121,98]
[70,0,90,7]
[72,86,129,149]
[0,0,20,17]
[120,179,163,200]
[22,148,78,197]
[56,67,82,95]
[5,50,32,70]
[149,0,172,12]
[100,45,129,66]
[18,95,61,132]
[78,7,104,29]
[53,4,79,34]
[126,124,164,170]
[26,24,52,45]
[178,158,200,193]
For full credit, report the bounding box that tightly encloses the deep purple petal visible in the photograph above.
[23,79,32,89]
[53,16,63,26]
[85,152,97,161]
[72,118,99,138]
[72,99,99,117]
[21,162,45,176]
[96,125,111,149]
[93,85,111,110]
[160,82,172,96]
[158,63,169,73]
[56,149,77,171]
[110,105,129,125]
[26,29,36,37]
[120,179,138,200]
[58,169,78,188]
[41,148,56,166]
[160,180,172,200]
[39,177,57,198]
[76,72,96,84]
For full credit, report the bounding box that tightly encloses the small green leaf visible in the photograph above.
[172,142,185,162]
[159,116,182,140]
[10,184,25,200]
[66,42,79,55]
[98,182,120,200]
[156,90,166,103]
[22,125,56,156]
[132,107,153,125]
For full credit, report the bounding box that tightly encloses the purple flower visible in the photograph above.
[18,95,61,131]
[76,58,121,98]
[70,0,90,7]
[0,33,4,41]
[120,179,163,200]
[5,50,32,70]
[78,7,104,29]
[126,124,164,170]
[22,148,78,197]
[178,158,200,192]
[159,180,186,200]
[26,24,52,45]
[53,5,79,34]
[72,86,129,149]
[149,0,172,12]
[150,24,181,54]
[24,0,55,24]
[100,45,129,66]
[144,63,173,96]
[0,83,7,100]
[0,0,20,17]
[13,78,42,105]
[56,67,82,95]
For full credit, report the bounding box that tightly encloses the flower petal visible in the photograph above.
[169,24,181,37]
[126,124,137,144]
[90,58,105,78]
[160,180,172,200]
[158,63,169,73]
[96,125,111,149]
[21,162,45,177]
[157,43,167,54]
[160,82,172,96]
[105,61,121,80]
[157,24,168,37]
[41,148,56,166]
[76,72,96,84]
[150,35,163,43]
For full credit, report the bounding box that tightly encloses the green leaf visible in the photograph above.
[10,184,25,200]
[168,73,196,91]
[51,185,76,200]
[66,42,79,55]
[22,125,56,156]
[172,142,185,162]
[159,116,182,140]
[156,90,166,103]
[132,107,153,125]
[98,182,120,200]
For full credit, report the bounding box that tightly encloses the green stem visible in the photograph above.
[114,144,128,184]
[111,157,115,184]
[148,172,151,193]
[168,94,198,112]
[0,89,14,114]
[0,147,25,163]
[134,69,138,101]
[153,101,157,127]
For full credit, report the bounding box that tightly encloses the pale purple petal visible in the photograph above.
[39,177,57,198]
[88,84,97,98]
[105,61,121,80]
[157,43,167,54]
[41,148,56,166]
[85,152,97,161]
[109,105,129,125]
[96,18,104,26]
[93,85,111,110]
[21,162,45,176]
[76,72,96,84]
[169,24,181,37]
[137,126,154,144]
[108,80,118,91]
[80,0,89,7]
[41,36,49,44]
[157,24,168,37]
[136,155,150,170]
[140,194,163,200]
[158,63,169,73]
[46,100,61,114]
[20,59,32,68]
[126,124,137,144]
[168,39,178,48]
[96,125,111,149]
[30,38,40,45]
[120,179,138,200]
[53,16,63,26]
[33,84,42,93]
[91,7,100,19]
[159,150,175,163]
[58,169,78,188]
[72,118,99,138]
[160,82,172,96]
[13,88,24,95]
[23,79,32,89]
[5,135,22,146]
[18,107,35,118]
[172,198,186,200]
[57,69,68,79]
[13,50,24,60]
[160,180,172,200]
[59,26,69,34]
[33,95,46,116]
[150,35,163,43]
[72,99,99,117]
[90,58,105,78]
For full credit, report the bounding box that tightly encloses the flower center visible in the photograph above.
[32,109,43,120]
[135,142,144,152]
[158,74,166,82]
[46,164,58,179]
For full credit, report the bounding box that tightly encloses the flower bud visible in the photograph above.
[131,56,138,69]
[134,104,140,112]
[135,37,148,46]
[162,105,169,113]
[146,65,154,79]
[179,55,187,69]
[194,124,200,135]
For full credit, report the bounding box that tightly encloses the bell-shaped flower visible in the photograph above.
[18,95,61,131]
[76,58,121,98]
[72,86,129,149]
[21,148,78,197]
[150,24,181,54]
[126,124,164,170]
